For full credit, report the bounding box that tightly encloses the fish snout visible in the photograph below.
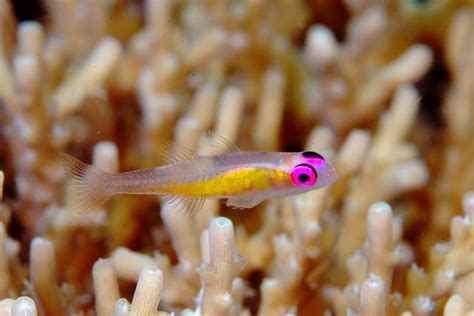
[321,163,338,184]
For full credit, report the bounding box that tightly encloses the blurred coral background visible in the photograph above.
[0,0,473,315]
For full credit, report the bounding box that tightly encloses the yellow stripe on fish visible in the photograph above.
[155,167,290,197]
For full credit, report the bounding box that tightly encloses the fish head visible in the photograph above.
[284,151,337,190]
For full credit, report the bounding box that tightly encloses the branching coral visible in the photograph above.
[197,217,243,315]
[29,237,66,316]
[322,194,474,315]
[93,259,120,316]
[0,0,473,315]
[0,296,37,316]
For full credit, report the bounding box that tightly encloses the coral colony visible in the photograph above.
[0,0,473,315]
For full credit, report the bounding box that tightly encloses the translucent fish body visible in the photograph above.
[61,144,337,214]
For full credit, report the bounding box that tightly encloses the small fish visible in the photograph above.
[61,132,337,214]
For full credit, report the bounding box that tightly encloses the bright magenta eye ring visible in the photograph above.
[291,164,318,187]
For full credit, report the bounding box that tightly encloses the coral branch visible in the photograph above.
[198,217,242,316]
[366,202,394,290]
[186,83,219,131]
[12,296,37,316]
[183,29,227,70]
[213,86,244,151]
[112,299,131,316]
[53,37,122,118]
[93,259,120,316]
[0,299,14,316]
[112,247,158,282]
[443,294,472,316]
[29,238,66,316]
[0,171,4,201]
[17,22,44,59]
[359,276,386,316]
[253,67,286,150]
[130,265,164,316]
[0,223,8,298]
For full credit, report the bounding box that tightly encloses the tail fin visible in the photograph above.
[60,153,113,213]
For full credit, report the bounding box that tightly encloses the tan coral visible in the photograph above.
[0,0,473,315]
[198,217,243,316]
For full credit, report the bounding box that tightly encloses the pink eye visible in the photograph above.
[291,164,317,187]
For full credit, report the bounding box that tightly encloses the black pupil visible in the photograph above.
[298,173,310,183]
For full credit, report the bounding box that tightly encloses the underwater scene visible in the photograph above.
[0,0,473,315]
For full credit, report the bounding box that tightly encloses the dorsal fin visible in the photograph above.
[158,140,199,165]
[207,130,241,153]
